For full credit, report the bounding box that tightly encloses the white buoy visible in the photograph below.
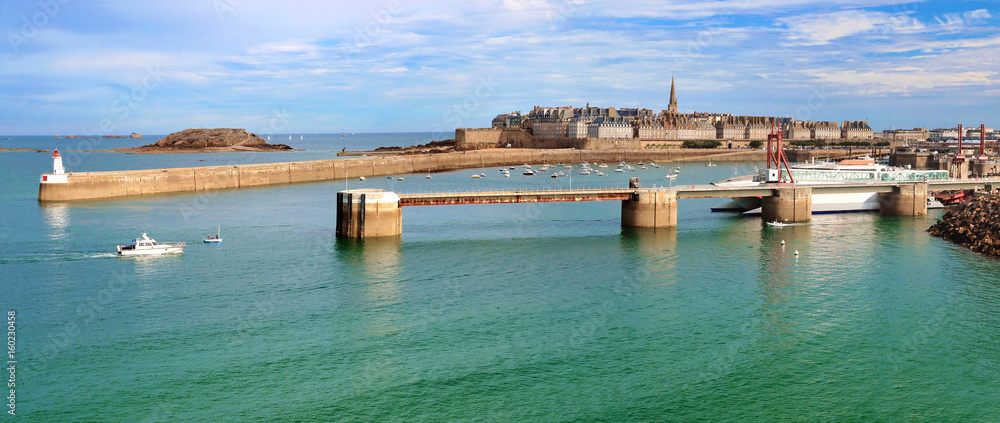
[781,240,785,245]
[794,250,799,255]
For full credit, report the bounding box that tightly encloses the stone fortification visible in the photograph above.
[928,196,1000,258]
[455,128,532,149]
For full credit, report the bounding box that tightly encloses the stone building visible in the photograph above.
[524,106,573,138]
[884,128,928,143]
[809,121,841,140]
[567,119,589,139]
[634,119,669,140]
[588,117,633,139]
[676,117,715,140]
[841,121,874,140]
[784,121,812,140]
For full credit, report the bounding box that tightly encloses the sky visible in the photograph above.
[1,0,998,136]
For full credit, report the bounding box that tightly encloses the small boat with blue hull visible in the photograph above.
[204,227,222,244]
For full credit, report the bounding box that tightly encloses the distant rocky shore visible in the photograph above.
[0,147,50,153]
[928,196,1000,258]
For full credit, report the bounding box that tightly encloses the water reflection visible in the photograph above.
[619,227,679,289]
[41,203,71,240]
[756,222,812,341]
[335,237,403,337]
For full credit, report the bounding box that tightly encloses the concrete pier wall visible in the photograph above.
[761,187,812,223]
[39,149,767,202]
[621,189,677,228]
[878,183,928,216]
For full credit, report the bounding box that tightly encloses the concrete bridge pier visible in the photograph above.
[761,187,812,223]
[879,183,928,216]
[622,189,677,228]
[336,189,402,238]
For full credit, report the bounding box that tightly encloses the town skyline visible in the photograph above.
[1,1,998,135]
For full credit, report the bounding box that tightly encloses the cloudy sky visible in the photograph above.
[1,0,997,135]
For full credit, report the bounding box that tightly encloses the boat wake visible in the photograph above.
[0,252,119,264]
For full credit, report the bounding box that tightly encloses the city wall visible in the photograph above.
[39,149,769,202]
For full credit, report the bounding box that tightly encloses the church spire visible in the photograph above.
[668,75,678,114]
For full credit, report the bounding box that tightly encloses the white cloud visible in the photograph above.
[778,10,924,46]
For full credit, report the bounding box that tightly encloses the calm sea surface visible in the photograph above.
[3,134,999,421]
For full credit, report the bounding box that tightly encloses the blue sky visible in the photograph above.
[1,0,998,135]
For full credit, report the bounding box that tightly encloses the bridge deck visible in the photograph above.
[396,179,998,206]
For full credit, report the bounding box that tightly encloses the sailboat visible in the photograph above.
[300,135,303,140]
[288,135,292,140]
[204,226,222,244]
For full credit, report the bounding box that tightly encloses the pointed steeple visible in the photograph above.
[667,75,678,114]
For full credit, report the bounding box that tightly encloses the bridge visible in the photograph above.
[336,179,999,238]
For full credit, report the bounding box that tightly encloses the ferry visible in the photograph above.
[117,232,185,255]
[711,158,950,214]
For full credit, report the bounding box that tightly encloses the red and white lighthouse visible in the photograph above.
[40,148,68,184]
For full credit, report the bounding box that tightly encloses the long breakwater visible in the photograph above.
[38,148,779,202]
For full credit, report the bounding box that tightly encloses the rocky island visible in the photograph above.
[101,128,293,153]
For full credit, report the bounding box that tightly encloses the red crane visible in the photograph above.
[765,118,795,183]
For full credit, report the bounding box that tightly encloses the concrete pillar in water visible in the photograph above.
[336,189,402,238]
[878,183,928,216]
[761,186,812,223]
[622,188,677,228]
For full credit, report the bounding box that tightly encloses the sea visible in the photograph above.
[2,133,999,421]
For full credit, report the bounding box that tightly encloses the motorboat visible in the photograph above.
[425,174,432,179]
[359,176,365,181]
[204,227,222,244]
[665,174,677,180]
[551,173,559,178]
[471,174,482,179]
[117,232,185,255]
[523,169,535,176]
[598,163,608,168]
[397,177,404,181]
[614,167,625,173]
[706,160,718,167]
[579,170,591,175]
[711,158,950,214]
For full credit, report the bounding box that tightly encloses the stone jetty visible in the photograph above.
[928,196,1000,258]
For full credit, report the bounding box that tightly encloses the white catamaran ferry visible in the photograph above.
[711,158,950,214]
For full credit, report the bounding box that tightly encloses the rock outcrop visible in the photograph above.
[147,128,292,151]
[928,196,1000,258]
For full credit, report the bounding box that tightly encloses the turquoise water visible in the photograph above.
[3,135,1000,421]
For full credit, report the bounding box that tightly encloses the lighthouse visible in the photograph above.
[40,148,69,184]
[52,148,65,174]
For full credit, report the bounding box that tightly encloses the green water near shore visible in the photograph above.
[3,135,999,421]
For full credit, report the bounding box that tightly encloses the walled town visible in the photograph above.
[481,77,998,149]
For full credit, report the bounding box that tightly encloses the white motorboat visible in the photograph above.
[711,158,950,214]
[706,160,718,167]
[471,174,482,179]
[665,174,677,180]
[117,232,185,256]
[425,174,432,179]
[598,163,608,168]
